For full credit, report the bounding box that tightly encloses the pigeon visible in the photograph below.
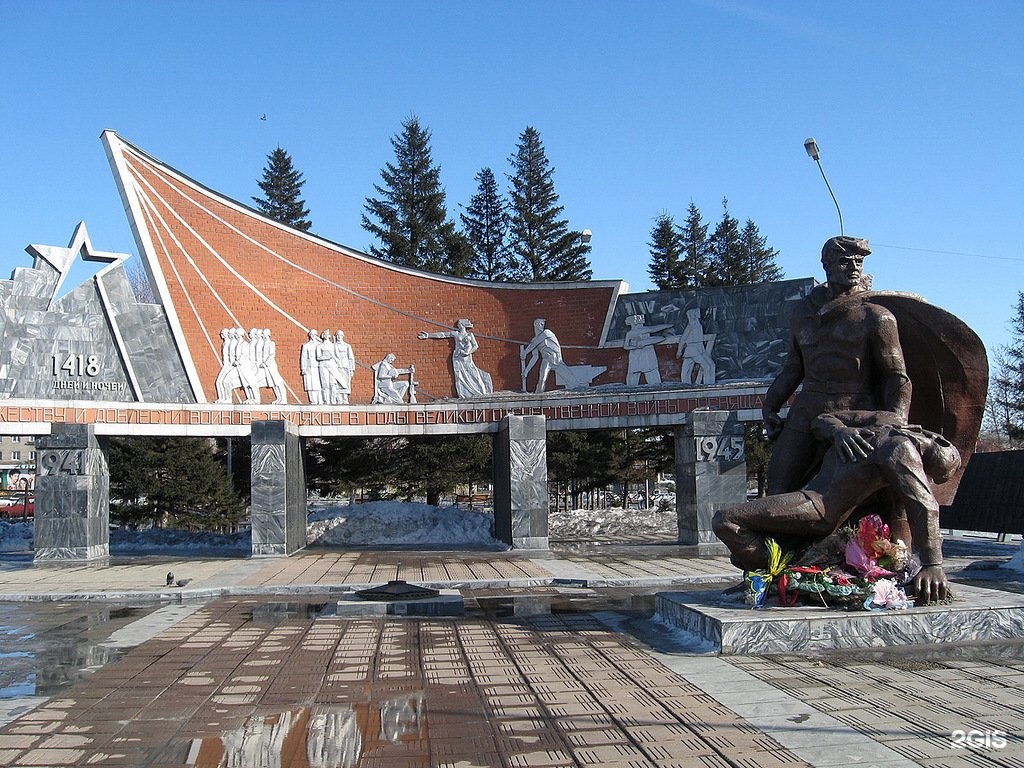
[166,571,175,586]
[175,578,192,588]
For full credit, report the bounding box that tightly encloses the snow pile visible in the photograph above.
[0,521,33,553]
[307,501,503,548]
[548,501,677,541]
[0,499,677,555]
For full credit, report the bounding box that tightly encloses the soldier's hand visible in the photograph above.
[762,409,784,441]
[833,427,874,462]
[911,565,949,605]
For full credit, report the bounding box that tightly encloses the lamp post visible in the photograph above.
[804,137,844,236]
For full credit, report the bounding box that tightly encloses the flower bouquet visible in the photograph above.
[745,514,919,611]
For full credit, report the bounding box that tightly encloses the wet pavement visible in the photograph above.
[0,538,1022,767]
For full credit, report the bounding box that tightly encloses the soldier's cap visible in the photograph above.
[821,236,871,261]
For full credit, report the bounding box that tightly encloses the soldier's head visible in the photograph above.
[821,236,871,290]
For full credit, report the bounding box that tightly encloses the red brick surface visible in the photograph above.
[118,140,626,404]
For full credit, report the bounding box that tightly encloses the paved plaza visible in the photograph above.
[0,539,1022,767]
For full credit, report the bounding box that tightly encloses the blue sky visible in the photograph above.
[2,1,1021,360]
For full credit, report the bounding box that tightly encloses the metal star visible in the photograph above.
[26,221,130,302]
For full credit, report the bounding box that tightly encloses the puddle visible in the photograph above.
[248,601,327,624]
[471,590,660,619]
[187,695,425,767]
[0,602,160,699]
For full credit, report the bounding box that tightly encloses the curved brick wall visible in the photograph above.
[107,133,626,405]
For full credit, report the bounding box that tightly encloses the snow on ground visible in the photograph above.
[0,521,33,553]
[306,501,503,548]
[548,501,677,542]
[0,500,676,555]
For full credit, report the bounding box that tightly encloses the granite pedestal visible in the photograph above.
[675,410,746,553]
[250,419,307,556]
[493,414,548,549]
[655,583,1024,654]
[322,590,464,617]
[33,424,110,562]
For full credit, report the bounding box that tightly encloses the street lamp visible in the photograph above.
[804,137,844,236]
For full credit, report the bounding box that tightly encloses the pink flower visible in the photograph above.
[845,538,894,580]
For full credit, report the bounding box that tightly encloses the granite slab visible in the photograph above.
[655,582,1024,654]
[319,590,465,618]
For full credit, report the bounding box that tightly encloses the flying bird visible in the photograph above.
[260,114,267,121]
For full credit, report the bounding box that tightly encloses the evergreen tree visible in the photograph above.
[738,218,784,284]
[253,147,312,231]
[305,434,491,505]
[678,201,712,288]
[707,197,745,286]
[989,292,1024,446]
[108,437,244,532]
[461,167,513,281]
[362,116,455,273]
[507,126,592,281]
[647,213,682,290]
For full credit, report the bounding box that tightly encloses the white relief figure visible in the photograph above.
[214,328,234,403]
[418,318,493,398]
[215,327,257,403]
[677,308,717,385]
[372,353,416,404]
[256,329,287,404]
[235,327,260,403]
[521,318,562,393]
[333,330,355,405]
[520,318,606,392]
[623,314,677,386]
[300,328,323,405]
[316,329,344,405]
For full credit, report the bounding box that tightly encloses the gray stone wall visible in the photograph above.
[608,278,815,382]
[0,259,194,403]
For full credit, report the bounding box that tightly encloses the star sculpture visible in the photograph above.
[25,221,130,304]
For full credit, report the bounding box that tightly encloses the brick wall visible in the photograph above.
[120,142,625,405]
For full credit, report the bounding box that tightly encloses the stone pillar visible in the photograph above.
[493,415,549,550]
[675,410,746,553]
[34,424,110,562]
[251,420,307,556]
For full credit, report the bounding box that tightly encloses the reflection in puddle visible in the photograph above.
[308,707,362,768]
[191,694,425,768]
[380,693,424,743]
[0,603,154,699]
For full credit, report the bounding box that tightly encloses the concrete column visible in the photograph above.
[34,424,110,562]
[251,420,307,556]
[675,410,746,553]
[493,414,549,550]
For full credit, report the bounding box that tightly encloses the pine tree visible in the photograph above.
[507,126,592,281]
[108,437,244,532]
[461,168,513,281]
[253,147,312,231]
[678,201,712,288]
[362,116,455,273]
[738,218,784,284]
[647,213,682,290]
[707,198,745,286]
[989,292,1024,446]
